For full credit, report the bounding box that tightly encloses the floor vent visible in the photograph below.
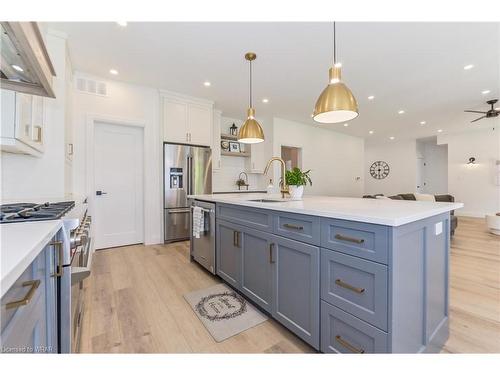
[76,77,108,96]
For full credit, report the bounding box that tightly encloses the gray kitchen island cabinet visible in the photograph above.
[209,200,456,354]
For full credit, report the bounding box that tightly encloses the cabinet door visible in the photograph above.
[272,235,320,349]
[163,99,188,143]
[216,220,242,288]
[241,227,273,312]
[31,95,44,151]
[212,110,222,171]
[188,103,212,146]
[248,140,266,173]
[1,89,16,138]
[16,92,33,144]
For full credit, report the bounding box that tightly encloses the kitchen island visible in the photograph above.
[188,193,463,353]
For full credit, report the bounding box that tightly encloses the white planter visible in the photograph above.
[288,185,304,199]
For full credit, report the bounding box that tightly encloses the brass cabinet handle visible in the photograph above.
[283,223,304,230]
[269,243,275,263]
[334,234,365,244]
[335,279,365,294]
[335,335,365,353]
[51,241,64,277]
[233,231,240,248]
[6,280,41,309]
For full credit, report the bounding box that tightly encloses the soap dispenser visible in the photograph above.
[266,179,274,194]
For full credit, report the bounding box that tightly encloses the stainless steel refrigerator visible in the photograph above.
[163,142,212,243]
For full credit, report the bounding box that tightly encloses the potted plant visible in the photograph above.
[285,167,312,199]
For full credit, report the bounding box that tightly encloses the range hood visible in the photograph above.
[1,22,56,98]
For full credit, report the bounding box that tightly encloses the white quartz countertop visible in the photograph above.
[1,220,63,297]
[188,193,463,227]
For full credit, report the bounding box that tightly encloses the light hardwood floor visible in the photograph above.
[79,217,500,353]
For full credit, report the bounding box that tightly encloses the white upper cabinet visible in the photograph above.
[1,89,45,156]
[247,140,266,173]
[161,91,213,147]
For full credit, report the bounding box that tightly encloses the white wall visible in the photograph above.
[438,128,500,217]
[71,72,162,245]
[364,140,417,196]
[1,31,69,201]
[272,118,364,197]
[213,115,271,192]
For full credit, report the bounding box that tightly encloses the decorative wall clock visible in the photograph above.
[370,161,390,179]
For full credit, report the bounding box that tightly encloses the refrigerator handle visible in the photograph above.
[187,155,192,195]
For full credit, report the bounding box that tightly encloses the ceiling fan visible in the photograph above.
[464,99,499,123]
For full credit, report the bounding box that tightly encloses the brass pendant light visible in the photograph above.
[313,22,358,124]
[238,52,265,144]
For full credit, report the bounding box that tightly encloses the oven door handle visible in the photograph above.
[71,238,93,285]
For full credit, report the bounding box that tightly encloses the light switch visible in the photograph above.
[435,222,443,235]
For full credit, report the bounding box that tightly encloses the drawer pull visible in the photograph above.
[233,231,240,248]
[335,234,365,244]
[335,335,365,354]
[335,279,365,294]
[283,223,304,230]
[6,280,41,309]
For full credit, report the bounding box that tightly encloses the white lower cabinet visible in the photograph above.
[1,89,45,156]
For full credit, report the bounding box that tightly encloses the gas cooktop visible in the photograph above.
[0,201,75,223]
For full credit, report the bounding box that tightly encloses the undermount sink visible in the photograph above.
[247,199,284,203]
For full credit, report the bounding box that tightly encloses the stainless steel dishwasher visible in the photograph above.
[190,200,216,274]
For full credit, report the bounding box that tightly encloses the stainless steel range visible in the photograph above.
[0,200,93,353]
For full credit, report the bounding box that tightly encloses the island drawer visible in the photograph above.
[273,212,320,245]
[320,218,389,264]
[320,301,388,354]
[217,204,273,232]
[321,249,388,331]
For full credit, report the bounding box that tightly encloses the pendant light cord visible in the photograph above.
[333,21,337,65]
[249,59,253,108]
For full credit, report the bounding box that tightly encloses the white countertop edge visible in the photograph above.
[1,220,63,297]
[188,194,463,227]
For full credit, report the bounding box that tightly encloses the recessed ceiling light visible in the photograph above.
[369,130,374,134]
[398,110,405,115]
[482,90,491,95]
[389,136,395,140]
[343,123,349,127]
[11,64,23,72]
[109,69,119,75]
[262,98,269,103]
[367,95,375,100]
[463,64,474,70]
[437,129,443,133]
[420,121,426,125]
[203,81,211,87]
[116,21,127,27]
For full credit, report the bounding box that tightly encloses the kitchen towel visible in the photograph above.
[192,206,204,238]
[184,284,268,342]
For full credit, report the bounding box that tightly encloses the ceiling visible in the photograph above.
[48,22,500,142]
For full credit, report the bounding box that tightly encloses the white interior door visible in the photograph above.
[94,122,144,249]
[416,157,425,193]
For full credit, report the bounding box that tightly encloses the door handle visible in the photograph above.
[96,190,108,196]
[269,243,275,263]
